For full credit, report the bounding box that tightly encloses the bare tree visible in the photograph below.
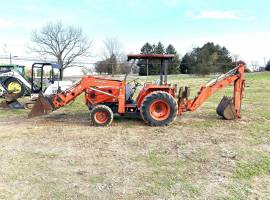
[119,61,132,74]
[30,21,92,79]
[95,60,108,74]
[251,61,259,72]
[103,37,123,59]
[102,37,124,75]
[232,54,239,67]
[81,66,94,75]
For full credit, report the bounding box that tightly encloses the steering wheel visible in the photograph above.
[128,78,143,86]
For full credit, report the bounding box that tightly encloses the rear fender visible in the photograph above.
[136,86,175,109]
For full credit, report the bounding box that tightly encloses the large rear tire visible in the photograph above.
[4,77,25,98]
[90,105,113,126]
[140,91,178,126]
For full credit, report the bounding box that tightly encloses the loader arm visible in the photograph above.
[28,76,126,118]
[179,64,245,119]
[51,78,89,109]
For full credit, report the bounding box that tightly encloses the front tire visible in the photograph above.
[90,105,113,126]
[140,91,178,126]
[5,78,25,98]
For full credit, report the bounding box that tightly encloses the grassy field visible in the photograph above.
[0,72,269,200]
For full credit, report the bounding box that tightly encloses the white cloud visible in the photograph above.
[187,10,244,20]
[0,17,42,31]
[0,19,15,29]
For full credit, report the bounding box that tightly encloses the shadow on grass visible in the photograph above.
[39,111,145,127]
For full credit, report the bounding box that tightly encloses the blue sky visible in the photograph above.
[0,0,269,70]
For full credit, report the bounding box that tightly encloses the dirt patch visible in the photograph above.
[0,112,264,199]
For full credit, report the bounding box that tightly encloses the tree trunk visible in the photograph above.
[58,56,64,80]
[60,68,64,80]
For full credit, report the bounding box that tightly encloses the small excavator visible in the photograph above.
[28,54,245,126]
[0,63,72,109]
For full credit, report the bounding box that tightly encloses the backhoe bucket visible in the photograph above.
[216,96,237,120]
[28,95,54,118]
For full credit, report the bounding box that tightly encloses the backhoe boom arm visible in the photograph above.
[179,64,245,119]
[189,74,239,111]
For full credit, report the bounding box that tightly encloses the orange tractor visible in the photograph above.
[29,54,245,126]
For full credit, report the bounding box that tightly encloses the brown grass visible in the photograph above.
[0,72,269,199]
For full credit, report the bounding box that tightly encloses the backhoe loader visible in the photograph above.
[29,54,245,126]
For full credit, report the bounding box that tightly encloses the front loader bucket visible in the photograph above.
[28,95,54,118]
[216,96,237,120]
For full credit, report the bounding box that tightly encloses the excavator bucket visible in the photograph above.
[0,93,24,109]
[0,100,24,109]
[216,96,237,120]
[28,94,54,118]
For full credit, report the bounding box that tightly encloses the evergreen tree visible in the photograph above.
[140,42,153,54]
[180,53,195,74]
[165,44,180,74]
[149,42,165,75]
[154,42,165,54]
[180,42,234,75]
[138,42,180,75]
[165,44,175,54]
[138,42,154,75]
[266,60,270,71]
[138,42,164,76]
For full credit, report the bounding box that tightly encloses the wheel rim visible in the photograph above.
[149,100,170,121]
[7,82,21,94]
[94,111,109,124]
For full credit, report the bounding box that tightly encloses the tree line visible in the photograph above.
[94,41,181,76]
[94,38,130,75]
[180,42,236,75]
[29,22,269,78]
[266,61,270,71]
[94,41,244,76]
[137,42,180,76]
[137,42,238,75]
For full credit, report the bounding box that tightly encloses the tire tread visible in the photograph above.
[140,91,177,126]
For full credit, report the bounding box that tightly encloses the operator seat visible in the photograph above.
[125,84,135,103]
